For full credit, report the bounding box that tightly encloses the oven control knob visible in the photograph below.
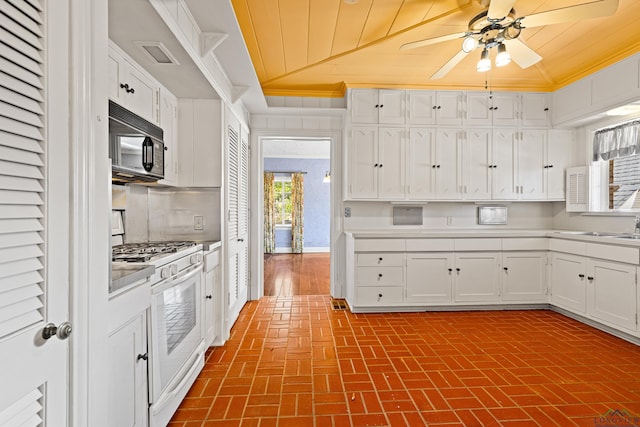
[190,254,202,265]
[160,267,171,279]
[171,264,178,275]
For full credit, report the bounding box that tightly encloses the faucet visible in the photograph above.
[635,216,640,235]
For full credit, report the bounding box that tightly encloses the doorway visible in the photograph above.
[262,139,331,296]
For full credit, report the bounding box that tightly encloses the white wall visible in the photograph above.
[345,202,556,231]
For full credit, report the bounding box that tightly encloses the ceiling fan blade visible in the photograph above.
[487,0,516,20]
[504,38,542,69]
[400,32,466,51]
[431,50,470,79]
[520,0,618,28]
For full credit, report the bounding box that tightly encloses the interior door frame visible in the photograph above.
[249,129,344,300]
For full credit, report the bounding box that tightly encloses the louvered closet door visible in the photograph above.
[0,0,69,425]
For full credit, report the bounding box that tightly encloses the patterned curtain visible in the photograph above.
[291,173,304,254]
[263,172,275,253]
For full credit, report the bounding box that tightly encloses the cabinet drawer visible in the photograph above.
[549,238,587,256]
[356,266,404,285]
[204,250,220,271]
[357,253,404,266]
[587,243,639,265]
[354,239,406,252]
[356,286,404,305]
[502,238,549,251]
[406,239,454,252]
[454,238,501,251]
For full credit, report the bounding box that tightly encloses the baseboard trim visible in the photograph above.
[271,247,330,254]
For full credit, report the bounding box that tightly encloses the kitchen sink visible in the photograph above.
[559,231,620,237]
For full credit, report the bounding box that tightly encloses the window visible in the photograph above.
[608,154,640,209]
[274,176,293,226]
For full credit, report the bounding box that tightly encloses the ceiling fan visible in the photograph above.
[400,0,619,79]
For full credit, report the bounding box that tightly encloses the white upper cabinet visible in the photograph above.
[466,92,518,127]
[158,88,178,186]
[546,129,573,200]
[520,93,549,127]
[108,42,159,125]
[461,129,492,200]
[348,126,405,200]
[407,91,463,126]
[407,128,462,200]
[517,130,547,200]
[491,128,519,200]
[351,89,406,124]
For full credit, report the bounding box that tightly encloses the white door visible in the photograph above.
[407,128,435,199]
[349,127,378,199]
[434,129,461,200]
[454,253,501,302]
[377,90,405,125]
[406,254,454,303]
[547,130,573,199]
[462,129,491,199]
[492,128,518,200]
[377,127,405,199]
[502,252,548,302]
[587,260,637,333]
[518,130,546,200]
[0,1,69,424]
[550,253,586,314]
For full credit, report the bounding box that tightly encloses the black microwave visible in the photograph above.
[108,100,164,183]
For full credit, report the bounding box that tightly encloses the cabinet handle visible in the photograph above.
[436,165,440,168]
[437,106,441,109]
[448,268,453,273]
[543,165,548,169]
[238,238,244,242]
[503,267,508,271]
[456,268,460,272]
[374,104,379,108]
[120,83,129,90]
[378,273,383,278]
[578,274,585,278]
[377,293,383,301]
[374,163,379,167]
[378,257,383,262]
[379,164,383,168]
[379,104,384,108]
[205,295,213,299]
[128,87,135,94]
[548,165,554,168]
[587,276,594,281]
[137,353,148,361]
[544,107,549,111]
[432,106,437,110]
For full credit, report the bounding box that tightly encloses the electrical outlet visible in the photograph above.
[194,215,204,230]
[344,207,351,218]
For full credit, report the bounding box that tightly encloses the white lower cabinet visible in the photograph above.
[453,252,502,302]
[502,252,548,302]
[355,252,405,306]
[550,252,587,314]
[203,248,221,347]
[587,259,637,334]
[108,310,148,427]
[406,253,454,303]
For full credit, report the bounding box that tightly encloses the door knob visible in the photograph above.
[42,321,73,340]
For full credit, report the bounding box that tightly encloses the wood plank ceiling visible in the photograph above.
[230,0,640,97]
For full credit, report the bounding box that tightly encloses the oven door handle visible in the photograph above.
[152,263,202,294]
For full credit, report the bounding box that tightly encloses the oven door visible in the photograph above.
[149,263,203,402]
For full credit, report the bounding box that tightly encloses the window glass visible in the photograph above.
[274,177,293,225]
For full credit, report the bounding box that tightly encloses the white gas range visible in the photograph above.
[112,240,206,427]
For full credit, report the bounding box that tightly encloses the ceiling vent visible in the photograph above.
[134,41,180,65]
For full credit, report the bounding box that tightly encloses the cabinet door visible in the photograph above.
[351,89,379,124]
[407,128,435,199]
[466,92,491,126]
[518,130,546,200]
[550,253,586,314]
[491,93,519,126]
[454,252,501,302]
[406,254,454,303]
[521,93,549,127]
[492,129,518,200]
[462,129,492,199]
[203,264,220,347]
[377,127,406,199]
[108,312,148,427]
[122,59,159,125]
[158,89,178,186]
[502,252,547,302]
[378,90,406,124]
[546,130,573,200]
[108,48,124,103]
[349,127,379,199]
[587,260,637,333]
[436,92,462,126]
[408,91,436,125]
[435,128,462,199]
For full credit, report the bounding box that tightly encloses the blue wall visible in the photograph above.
[264,158,330,251]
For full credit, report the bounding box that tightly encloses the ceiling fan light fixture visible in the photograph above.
[477,49,491,72]
[495,43,511,67]
[462,36,478,53]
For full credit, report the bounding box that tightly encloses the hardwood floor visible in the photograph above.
[263,253,330,296]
